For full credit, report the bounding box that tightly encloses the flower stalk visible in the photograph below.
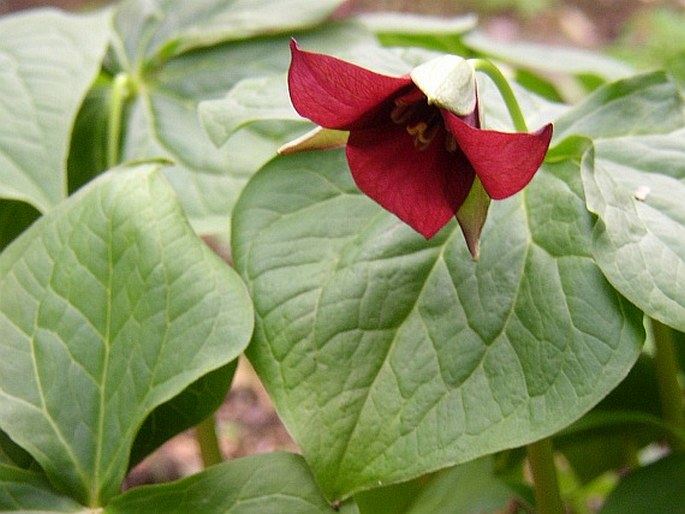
[107,72,132,169]
[469,58,529,133]
[527,438,565,514]
[651,319,685,450]
[196,414,224,468]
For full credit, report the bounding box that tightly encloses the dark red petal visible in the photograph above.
[443,112,553,200]
[288,40,413,130]
[346,123,475,238]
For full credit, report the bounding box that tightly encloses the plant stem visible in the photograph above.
[107,72,131,168]
[469,58,529,132]
[527,438,564,514]
[651,319,685,450]
[196,414,223,468]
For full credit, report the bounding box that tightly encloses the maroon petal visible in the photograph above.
[443,112,553,199]
[288,40,413,130]
[346,123,475,238]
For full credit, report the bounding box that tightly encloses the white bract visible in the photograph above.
[410,55,476,116]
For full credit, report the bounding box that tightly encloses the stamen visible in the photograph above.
[406,121,428,138]
[391,98,443,151]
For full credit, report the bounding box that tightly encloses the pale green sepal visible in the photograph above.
[278,127,349,155]
[455,177,490,260]
[410,55,476,115]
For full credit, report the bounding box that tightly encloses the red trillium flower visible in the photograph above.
[286,40,553,254]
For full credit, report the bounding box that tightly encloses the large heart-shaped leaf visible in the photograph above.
[581,133,685,331]
[0,8,110,212]
[107,452,357,514]
[232,150,644,500]
[0,164,253,506]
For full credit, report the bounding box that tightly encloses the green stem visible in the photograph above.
[651,319,685,450]
[196,414,223,468]
[527,438,564,514]
[469,58,528,132]
[107,72,131,168]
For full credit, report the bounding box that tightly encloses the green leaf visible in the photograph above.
[599,453,685,514]
[0,200,40,251]
[359,12,478,36]
[404,458,522,514]
[551,71,685,151]
[558,410,685,484]
[581,134,685,331]
[109,0,347,71]
[357,12,477,54]
[0,164,253,506]
[108,5,375,238]
[0,8,111,212]
[67,78,114,195]
[0,465,86,513]
[463,30,634,81]
[232,150,644,500]
[129,362,237,467]
[199,74,305,148]
[356,458,522,514]
[106,452,348,514]
[555,352,684,484]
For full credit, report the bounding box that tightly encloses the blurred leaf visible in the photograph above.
[67,77,114,194]
[514,68,565,102]
[0,8,111,212]
[611,8,685,88]
[358,12,478,35]
[596,354,661,417]
[232,149,643,500]
[599,453,685,514]
[108,0,348,70]
[356,457,523,514]
[0,164,253,505]
[464,31,633,82]
[558,410,685,485]
[581,134,685,331]
[553,354,667,483]
[549,71,685,161]
[0,200,40,251]
[107,452,351,514]
[405,458,522,514]
[358,12,477,54]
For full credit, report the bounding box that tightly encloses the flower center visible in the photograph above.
[390,100,444,151]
